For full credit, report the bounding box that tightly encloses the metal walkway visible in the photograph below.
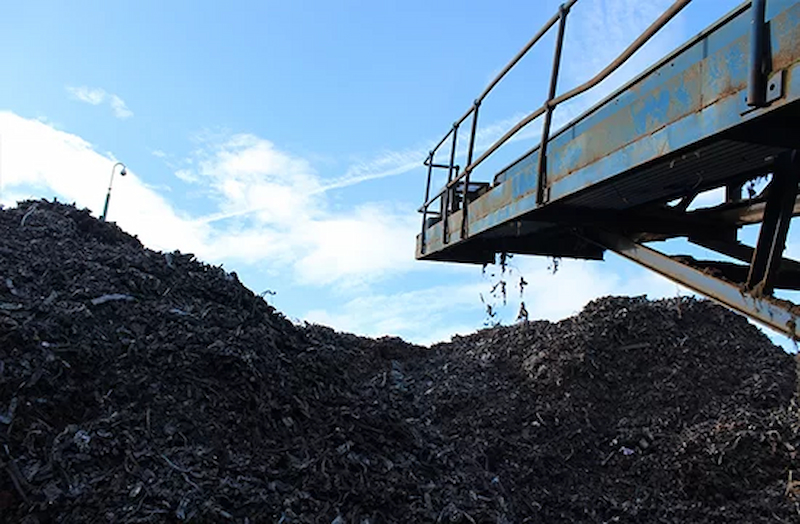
[416,0,800,338]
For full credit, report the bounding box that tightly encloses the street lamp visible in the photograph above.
[101,162,126,222]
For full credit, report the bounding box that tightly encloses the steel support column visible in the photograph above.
[746,151,799,294]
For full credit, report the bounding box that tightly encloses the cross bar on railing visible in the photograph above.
[426,0,579,162]
[418,0,692,218]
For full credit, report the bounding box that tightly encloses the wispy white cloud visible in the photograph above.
[299,0,707,342]
[323,147,422,192]
[174,169,199,183]
[66,86,134,119]
[0,109,792,348]
[109,94,134,119]
[0,112,417,291]
[67,86,106,105]
[319,109,538,196]
[0,111,203,249]
[178,132,421,288]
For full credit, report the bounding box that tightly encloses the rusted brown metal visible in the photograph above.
[706,197,800,225]
[582,228,800,340]
[692,238,800,275]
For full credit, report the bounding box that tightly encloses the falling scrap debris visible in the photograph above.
[0,200,799,523]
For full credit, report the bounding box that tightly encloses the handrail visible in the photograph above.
[418,0,692,215]
[477,0,580,105]
[424,0,580,164]
[550,0,691,108]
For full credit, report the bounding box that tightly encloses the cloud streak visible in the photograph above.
[0,112,418,292]
[67,86,134,119]
[317,0,690,195]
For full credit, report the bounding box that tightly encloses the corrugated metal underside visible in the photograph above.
[418,129,794,264]
[564,140,786,210]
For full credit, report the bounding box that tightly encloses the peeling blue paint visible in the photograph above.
[419,0,800,262]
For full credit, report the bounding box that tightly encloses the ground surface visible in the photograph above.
[1,200,800,523]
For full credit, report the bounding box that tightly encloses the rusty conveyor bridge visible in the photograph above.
[417,0,800,338]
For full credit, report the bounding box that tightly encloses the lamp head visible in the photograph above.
[120,167,127,176]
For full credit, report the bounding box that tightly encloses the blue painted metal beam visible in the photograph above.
[417,0,800,262]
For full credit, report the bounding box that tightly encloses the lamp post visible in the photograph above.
[101,162,126,222]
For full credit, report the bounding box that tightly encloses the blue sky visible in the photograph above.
[4,0,793,346]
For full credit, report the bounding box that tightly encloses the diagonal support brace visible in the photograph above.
[581,228,800,340]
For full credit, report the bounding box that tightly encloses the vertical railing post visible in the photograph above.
[466,101,481,169]
[461,101,481,237]
[420,151,434,254]
[443,123,459,243]
[536,3,570,205]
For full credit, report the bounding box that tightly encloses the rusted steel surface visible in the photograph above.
[417,0,800,261]
[691,195,800,224]
[582,229,800,339]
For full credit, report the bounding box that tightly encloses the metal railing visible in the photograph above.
[419,0,692,252]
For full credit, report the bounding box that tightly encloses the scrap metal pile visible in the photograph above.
[1,200,799,523]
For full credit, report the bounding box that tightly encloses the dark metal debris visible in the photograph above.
[0,200,798,523]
